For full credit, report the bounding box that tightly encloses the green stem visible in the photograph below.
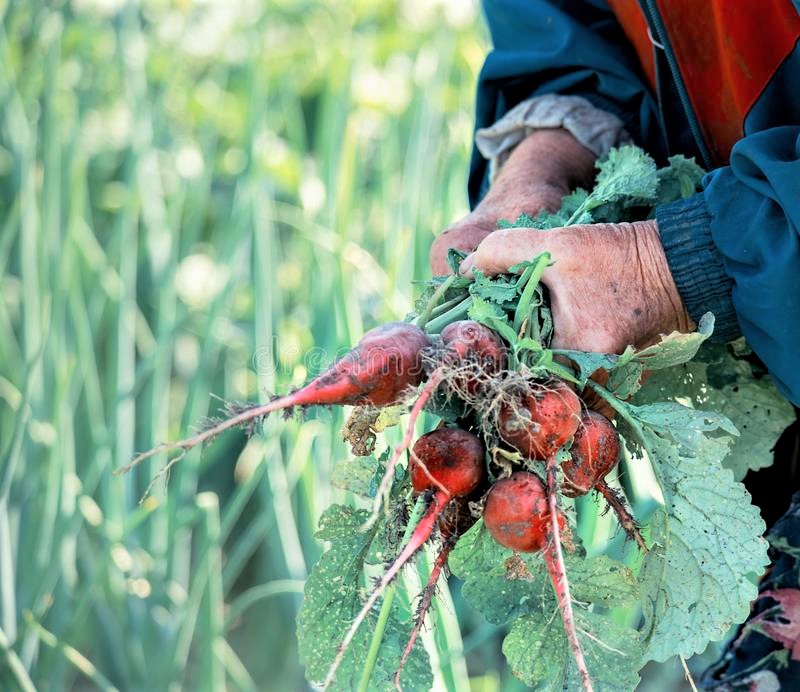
[430,294,466,319]
[357,495,427,692]
[533,353,581,386]
[424,296,471,334]
[359,588,396,692]
[585,380,645,441]
[564,197,597,226]
[513,253,550,334]
[416,274,458,329]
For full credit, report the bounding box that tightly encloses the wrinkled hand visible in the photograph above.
[460,220,694,353]
[429,128,596,275]
[429,184,566,275]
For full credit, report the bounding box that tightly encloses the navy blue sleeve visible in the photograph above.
[469,0,663,206]
[657,126,800,405]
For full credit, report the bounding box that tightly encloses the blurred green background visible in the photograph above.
[0,0,494,689]
[0,1,707,690]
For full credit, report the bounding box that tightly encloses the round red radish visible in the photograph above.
[329,427,483,683]
[498,379,581,460]
[441,320,506,372]
[410,428,485,498]
[309,321,430,407]
[561,411,620,498]
[440,320,507,396]
[483,472,554,552]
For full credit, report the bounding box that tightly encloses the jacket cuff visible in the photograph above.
[475,94,631,182]
[656,194,742,342]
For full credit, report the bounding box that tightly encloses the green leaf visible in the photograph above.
[634,343,795,479]
[498,193,592,230]
[597,314,714,398]
[560,188,590,220]
[633,427,770,661]
[297,505,432,691]
[467,296,518,344]
[497,212,541,229]
[606,362,646,399]
[656,155,705,205]
[449,520,551,625]
[593,146,659,204]
[562,145,658,227]
[503,609,642,692]
[555,314,713,396]
[627,401,738,447]
[445,247,469,275]
[630,312,714,370]
[331,456,382,498]
[564,554,639,608]
[553,349,628,387]
[451,521,642,689]
[469,268,521,306]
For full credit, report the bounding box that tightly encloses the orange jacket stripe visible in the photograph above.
[607,0,800,164]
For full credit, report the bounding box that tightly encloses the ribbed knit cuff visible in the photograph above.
[656,194,741,342]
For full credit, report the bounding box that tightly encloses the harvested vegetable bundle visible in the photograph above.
[120,146,793,692]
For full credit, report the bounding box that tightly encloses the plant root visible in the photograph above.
[114,395,306,479]
[544,454,594,692]
[323,491,448,690]
[594,480,647,552]
[362,371,444,532]
[393,541,452,690]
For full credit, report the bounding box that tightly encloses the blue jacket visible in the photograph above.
[469,0,800,405]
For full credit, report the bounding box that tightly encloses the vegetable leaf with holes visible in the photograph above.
[449,520,643,690]
[297,505,432,691]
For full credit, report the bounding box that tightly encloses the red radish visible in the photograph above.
[410,428,485,498]
[367,324,505,528]
[483,472,552,552]
[561,412,646,551]
[394,448,478,690]
[561,411,620,498]
[498,379,581,460]
[118,322,430,477]
[440,320,506,393]
[484,468,594,691]
[440,320,506,370]
[324,429,484,689]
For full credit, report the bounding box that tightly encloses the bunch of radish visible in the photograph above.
[120,314,642,692]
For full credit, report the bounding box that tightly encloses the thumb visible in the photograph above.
[459,227,570,278]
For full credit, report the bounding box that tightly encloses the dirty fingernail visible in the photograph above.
[459,254,475,277]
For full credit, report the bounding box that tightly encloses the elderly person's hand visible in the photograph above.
[460,220,694,353]
[429,128,595,275]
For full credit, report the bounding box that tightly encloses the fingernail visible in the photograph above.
[459,254,475,277]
